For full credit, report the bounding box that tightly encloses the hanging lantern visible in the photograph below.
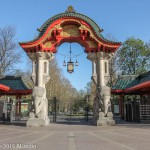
[61,43,80,73]
[63,60,66,66]
[67,61,74,73]
[75,60,78,66]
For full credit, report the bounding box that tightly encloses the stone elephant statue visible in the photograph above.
[31,86,48,120]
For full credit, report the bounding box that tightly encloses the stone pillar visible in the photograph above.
[92,62,96,76]
[97,52,105,87]
[87,53,99,125]
[32,61,36,76]
[88,52,115,126]
[27,52,54,127]
[96,52,115,126]
[37,58,43,87]
[91,62,97,85]
[87,53,97,84]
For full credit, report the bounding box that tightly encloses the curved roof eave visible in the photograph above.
[19,12,121,45]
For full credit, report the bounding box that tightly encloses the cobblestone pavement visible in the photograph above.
[0,120,150,150]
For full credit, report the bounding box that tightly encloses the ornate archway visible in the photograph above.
[19,6,121,127]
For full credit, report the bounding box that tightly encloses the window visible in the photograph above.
[44,62,47,73]
[105,62,107,74]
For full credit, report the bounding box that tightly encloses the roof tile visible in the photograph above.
[20,12,121,45]
[0,76,29,90]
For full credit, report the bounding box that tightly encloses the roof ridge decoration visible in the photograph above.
[65,5,76,13]
[19,7,122,54]
[19,8,121,45]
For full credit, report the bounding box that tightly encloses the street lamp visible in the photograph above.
[67,60,74,73]
[85,94,90,122]
[53,97,57,122]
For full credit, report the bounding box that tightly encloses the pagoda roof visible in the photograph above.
[0,76,32,95]
[112,71,150,94]
[126,71,150,88]
[0,76,29,90]
[111,75,137,94]
[126,71,150,93]
[19,10,121,45]
[0,84,10,92]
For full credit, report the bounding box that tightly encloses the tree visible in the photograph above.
[71,82,96,113]
[116,37,150,75]
[0,26,21,75]
[46,59,78,113]
[12,69,34,89]
[108,53,118,87]
[105,34,119,87]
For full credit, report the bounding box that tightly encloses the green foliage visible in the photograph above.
[116,37,150,75]
[71,82,96,113]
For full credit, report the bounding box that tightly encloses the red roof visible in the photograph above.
[0,84,10,92]
[112,72,150,95]
[0,76,32,96]
[125,80,150,93]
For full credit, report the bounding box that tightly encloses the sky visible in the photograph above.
[0,0,150,90]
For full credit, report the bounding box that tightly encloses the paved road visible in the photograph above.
[0,119,150,150]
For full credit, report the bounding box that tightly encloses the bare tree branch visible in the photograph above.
[0,26,21,75]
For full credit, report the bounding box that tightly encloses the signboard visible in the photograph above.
[114,105,119,114]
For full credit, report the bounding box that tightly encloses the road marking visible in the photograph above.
[88,132,136,150]
[68,132,77,150]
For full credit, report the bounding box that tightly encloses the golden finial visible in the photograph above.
[65,5,76,13]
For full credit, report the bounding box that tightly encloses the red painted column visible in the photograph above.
[119,95,121,115]
[16,95,21,115]
[119,94,125,120]
[15,101,18,114]
[18,95,21,114]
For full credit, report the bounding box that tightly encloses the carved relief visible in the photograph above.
[79,24,89,30]
[80,24,102,44]
[60,25,80,37]
[44,41,55,48]
[87,41,97,48]
[98,86,111,117]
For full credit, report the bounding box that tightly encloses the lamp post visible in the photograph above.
[85,94,90,122]
[53,97,57,122]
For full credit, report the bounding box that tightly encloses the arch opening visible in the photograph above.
[19,7,121,127]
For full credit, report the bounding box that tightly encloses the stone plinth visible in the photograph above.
[97,117,115,126]
[26,118,50,127]
[96,112,115,126]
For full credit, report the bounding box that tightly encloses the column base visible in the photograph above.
[93,112,115,126]
[97,117,115,126]
[26,118,50,127]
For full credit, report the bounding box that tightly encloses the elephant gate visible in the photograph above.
[19,6,121,127]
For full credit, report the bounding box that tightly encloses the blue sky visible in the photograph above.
[0,0,150,90]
